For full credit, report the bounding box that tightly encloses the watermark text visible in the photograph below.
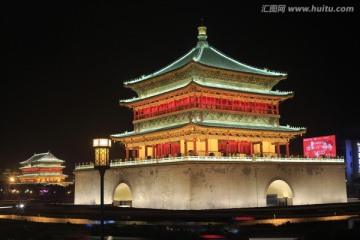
[261,5,354,13]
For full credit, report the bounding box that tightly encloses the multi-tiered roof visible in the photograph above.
[111,25,306,156]
[18,151,68,184]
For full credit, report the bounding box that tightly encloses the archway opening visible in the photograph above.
[113,183,133,207]
[266,180,293,206]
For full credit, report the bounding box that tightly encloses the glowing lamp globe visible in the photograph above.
[93,138,111,167]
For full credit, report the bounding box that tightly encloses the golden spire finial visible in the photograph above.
[197,18,207,41]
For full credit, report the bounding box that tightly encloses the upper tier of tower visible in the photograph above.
[121,25,289,101]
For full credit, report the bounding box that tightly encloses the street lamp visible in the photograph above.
[93,138,111,240]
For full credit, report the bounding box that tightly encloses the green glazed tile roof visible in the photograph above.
[111,121,305,138]
[120,78,292,104]
[20,151,65,165]
[124,26,286,85]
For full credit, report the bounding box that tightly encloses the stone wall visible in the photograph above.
[74,161,347,209]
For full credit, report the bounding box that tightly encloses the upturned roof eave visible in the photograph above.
[19,152,64,164]
[123,32,288,87]
[124,57,287,89]
[123,47,198,86]
[119,78,293,106]
[111,121,306,139]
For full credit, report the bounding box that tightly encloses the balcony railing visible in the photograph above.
[74,156,345,170]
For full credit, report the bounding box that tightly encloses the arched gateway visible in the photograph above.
[266,179,294,206]
[113,183,132,207]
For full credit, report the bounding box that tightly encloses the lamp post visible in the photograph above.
[93,138,111,240]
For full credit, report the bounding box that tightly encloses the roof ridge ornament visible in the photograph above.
[197,25,208,48]
[198,25,207,41]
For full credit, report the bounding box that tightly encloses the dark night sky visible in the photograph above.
[1,1,358,177]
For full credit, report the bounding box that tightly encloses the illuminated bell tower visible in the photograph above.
[111,25,306,160]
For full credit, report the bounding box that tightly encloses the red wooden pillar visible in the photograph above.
[152,145,155,159]
[145,145,148,159]
[286,142,290,158]
[260,142,263,157]
[276,143,281,157]
[169,143,172,157]
[131,149,135,160]
[184,140,188,156]
[226,141,229,156]
[126,148,129,161]
[156,144,159,158]
[250,142,253,155]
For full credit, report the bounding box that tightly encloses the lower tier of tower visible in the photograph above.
[74,160,347,210]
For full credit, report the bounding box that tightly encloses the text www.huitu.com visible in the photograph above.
[261,5,355,13]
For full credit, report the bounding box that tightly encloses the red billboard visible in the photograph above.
[303,135,336,158]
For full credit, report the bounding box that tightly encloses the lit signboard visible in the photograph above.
[303,135,336,158]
